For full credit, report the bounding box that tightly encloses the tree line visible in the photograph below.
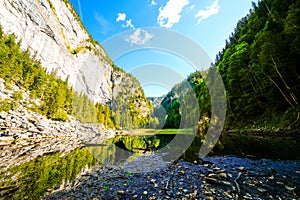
[0,26,152,129]
[156,0,300,132]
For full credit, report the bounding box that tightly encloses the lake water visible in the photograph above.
[1,130,299,199]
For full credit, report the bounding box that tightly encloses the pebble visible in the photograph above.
[224,191,233,199]
[178,171,185,175]
[221,181,231,186]
[117,190,125,195]
[238,166,245,171]
[37,148,299,200]
[219,173,227,179]
[244,193,253,199]
[204,177,218,184]
[257,187,267,192]
[285,185,295,191]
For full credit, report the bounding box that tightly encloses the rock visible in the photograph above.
[221,181,231,186]
[285,185,295,191]
[219,173,227,179]
[117,190,125,195]
[0,136,14,141]
[204,177,218,184]
[243,193,252,199]
[178,171,185,175]
[224,191,233,199]
[213,167,221,171]
[258,188,267,192]
[238,166,245,171]
[0,1,152,125]
[207,173,217,178]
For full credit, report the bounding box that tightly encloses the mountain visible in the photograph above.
[0,0,152,127]
[148,97,165,109]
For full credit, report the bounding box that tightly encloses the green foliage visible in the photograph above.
[215,0,299,129]
[160,0,300,132]
[71,92,98,123]
[0,148,97,199]
[0,98,16,112]
[12,91,23,101]
[111,73,153,129]
[0,26,116,126]
[159,71,207,130]
[95,103,115,128]
[147,117,160,128]
[112,135,161,153]
[163,98,181,128]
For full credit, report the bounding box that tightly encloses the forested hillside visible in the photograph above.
[0,0,153,129]
[0,28,103,122]
[216,0,299,129]
[0,26,152,128]
[160,0,300,132]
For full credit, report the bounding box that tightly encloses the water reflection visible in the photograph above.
[1,131,298,199]
[88,133,299,173]
[0,147,97,199]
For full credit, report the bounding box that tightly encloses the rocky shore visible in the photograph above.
[0,104,123,173]
[0,108,119,143]
[44,156,299,199]
[0,105,123,172]
[0,77,120,141]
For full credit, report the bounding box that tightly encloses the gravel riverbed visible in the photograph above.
[44,156,299,199]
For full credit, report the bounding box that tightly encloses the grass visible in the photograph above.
[128,128,194,136]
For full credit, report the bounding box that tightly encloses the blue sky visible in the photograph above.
[69,0,257,97]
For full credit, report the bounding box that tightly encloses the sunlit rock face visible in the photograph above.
[0,0,113,103]
[0,0,152,121]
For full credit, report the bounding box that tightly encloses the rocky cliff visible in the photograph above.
[0,0,114,104]
[0,0,152,126]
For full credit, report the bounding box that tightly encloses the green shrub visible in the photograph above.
[12,91,23,101]
[0,98,16,112]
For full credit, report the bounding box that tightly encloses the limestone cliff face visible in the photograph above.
[0,0,114,103]
[111,70,153,126]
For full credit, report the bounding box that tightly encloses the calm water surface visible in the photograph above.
[1,130,299,199]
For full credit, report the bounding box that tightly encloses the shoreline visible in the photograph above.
[43,156,299,199]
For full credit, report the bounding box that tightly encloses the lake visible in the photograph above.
[0,129,299,199]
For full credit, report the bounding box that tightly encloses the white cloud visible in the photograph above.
[116,12,135,29]
[157,0,189,28]
[126,28,153,45]
[123,19,135,29]
[195,0,220,25]
[189,4,195,10]
[150,0,157,6]
[116,13,126,22]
